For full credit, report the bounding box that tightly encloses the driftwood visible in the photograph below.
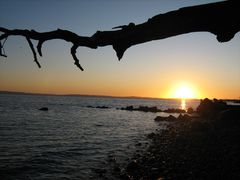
[0,1,239,71]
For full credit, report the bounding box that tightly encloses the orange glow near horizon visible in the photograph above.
[167,83,200,99]
[173,85,195,99]
[1,1,240,100]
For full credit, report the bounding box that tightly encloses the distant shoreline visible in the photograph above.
[0,90,200,101]
[0,90,239,103]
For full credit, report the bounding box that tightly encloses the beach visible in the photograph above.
[119,99,240,179]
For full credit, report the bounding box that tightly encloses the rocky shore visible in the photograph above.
[120,105,186,113]
[86,104,188,113]
[118,99,240,179]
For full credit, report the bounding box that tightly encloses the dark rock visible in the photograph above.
[125,105,134,111]
[163,108,186,113]
[96,106,109,109]
[108,157,116,163]
[126,160,142,173]
[216,109,240,128]
[135,142,142,146]
[87,105,109,109]
[121,105,161,112]
[190,121,209,131]
[232,99,240,103]
[187,107,194,114]
[196,98,227,117]
[38,107,48,111]
[119,173,131,180]
[154,115,177,122]
[178,114,191,121]
[196,98,240,119]
[93,168,107,177]
[96,168,107,174]
[138,106,159,112]
[113,166,121,172]
[147,132,156,139]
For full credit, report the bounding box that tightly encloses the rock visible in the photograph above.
[121,106,189,113]
[121,105,162,112]
[87,105,109,109]
[113,166,121,172]
[154,115,177,122]
[216,109,240,128]
[38,107,48,111]
[196,98,227,116]
[163,108,186,113]
[138,106,159,112]
[93,168,107,177]
[187,107,194,114]
[147,132,156,139]
[190,121,209,131]
[96,106,109,109]
[232,99,240,103]
[178,114,191,121]
[135,142,142,146]
[108,156,116,163]
[126,105,134,111]
[126,160,142,173]
[196,98,240,118]
[95,168,107,174]
[119,173,131,180]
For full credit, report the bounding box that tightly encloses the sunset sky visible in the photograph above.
[0,0,239,99]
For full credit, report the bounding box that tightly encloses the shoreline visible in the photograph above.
[118,99,240,179]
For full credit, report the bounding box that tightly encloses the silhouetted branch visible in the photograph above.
[0,1,239,70]
[71,44,84,71]
[25,37,41,68]
[0,37,8,57]
[37,40,44,57]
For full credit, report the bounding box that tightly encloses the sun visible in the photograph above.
[173,85,195,99]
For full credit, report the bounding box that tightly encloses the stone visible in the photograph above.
[163,108,186,113]
[178,114,191,121]
[187,107,194,114]
[216,109,240,128]
[154,115,177,122]
[126,160,142,173]
[38,107,48,111]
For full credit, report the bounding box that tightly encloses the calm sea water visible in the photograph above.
[0,94,199,180]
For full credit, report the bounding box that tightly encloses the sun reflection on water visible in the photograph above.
[181,99,186,110]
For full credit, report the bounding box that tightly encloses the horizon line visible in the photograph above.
[0,90,237,101]
[0,90,201,100]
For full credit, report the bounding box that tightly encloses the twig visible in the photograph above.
[25,37,41,68]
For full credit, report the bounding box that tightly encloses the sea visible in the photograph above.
[0,93,199,180]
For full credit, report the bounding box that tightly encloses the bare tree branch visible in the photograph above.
[0,1,239,70]
[37,40,44,57]
[71,44,84,71]
[0,37,8,57]
[25,37,41,68]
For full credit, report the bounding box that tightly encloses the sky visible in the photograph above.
[0,0,239,99]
